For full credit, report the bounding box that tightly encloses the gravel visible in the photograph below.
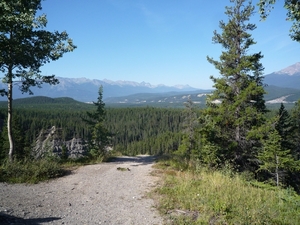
[0,155,163,225]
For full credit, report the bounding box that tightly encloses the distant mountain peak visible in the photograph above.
[174,84,193,89]
[56,77,196,90]
[102,79,154,87]
[275,62,300,76]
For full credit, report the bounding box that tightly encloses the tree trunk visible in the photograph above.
[7,73,14,162]
[235,105,241,160]
[275,154,279,186]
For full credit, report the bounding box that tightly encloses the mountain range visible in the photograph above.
[264,62,300,89]
[0,77,198,102]
[0,62,300,104]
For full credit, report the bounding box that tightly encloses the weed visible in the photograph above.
[154,159,300,224]
[0,158,65,183]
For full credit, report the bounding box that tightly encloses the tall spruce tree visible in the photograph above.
[205,0,266,169]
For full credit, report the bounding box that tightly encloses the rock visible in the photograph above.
[31,126,88,159]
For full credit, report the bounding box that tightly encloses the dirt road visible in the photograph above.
[0,155,163,225]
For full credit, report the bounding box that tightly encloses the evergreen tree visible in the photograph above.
[275,103,294,151]
[291,99,300,160]
[61,145,68,161]
[83,86,111,158]
[0,130,5,163]
[257,120,299,186]
[0,115,26,162]
[204,0,267,169]
[176,96,200,160]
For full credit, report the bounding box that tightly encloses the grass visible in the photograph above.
[0,158,66,183]
[153,158,300,224]
[0,152,115,184]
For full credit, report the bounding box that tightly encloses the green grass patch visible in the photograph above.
[154,160,300,224]
[0,159,66,183]
[0,151,119,184]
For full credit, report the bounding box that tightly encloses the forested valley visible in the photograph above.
[0,101,185,158]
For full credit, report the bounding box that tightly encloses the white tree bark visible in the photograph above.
[7,78,14,162]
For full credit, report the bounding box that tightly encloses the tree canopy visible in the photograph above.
[83,86,111,158]
[0,0,76,161]
[204,0,267,169]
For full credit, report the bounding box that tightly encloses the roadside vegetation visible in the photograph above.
[153,156,300,224]
[0,158,65,183]
[150,0,300,223]
[0,153,111,184]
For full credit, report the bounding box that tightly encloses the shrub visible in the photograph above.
[0,158,65,183]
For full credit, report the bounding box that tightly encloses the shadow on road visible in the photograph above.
[0,213,61,225]
[108,155,158,165]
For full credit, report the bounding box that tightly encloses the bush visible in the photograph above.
[154,159,300,224]
[0,158,65,183]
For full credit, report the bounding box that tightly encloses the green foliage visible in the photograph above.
[198,142,220,167]
[154,161,300,224]
[204,0,267,169]
[106,107,184,155]
[249,114,300,187]
[115,131,182,156]
[291,99,300,159]
[276,103,295,151]
[0,105,186,157]
[0,158,65,183]
[0,96,94,110]
[83,86,111,158]
[0,115,29,163]
[0,1,76,90]
[61,145,68,161]
[175,97,200,160]
[0,0,76,161]
[258,128,298,186]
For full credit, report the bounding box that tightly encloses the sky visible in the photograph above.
[39,0,300,89]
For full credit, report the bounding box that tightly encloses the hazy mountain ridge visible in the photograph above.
[1,86,299,109]
[0,77,198,102]
[103,85,300,105]
[104,91,211,105]
[0,62,300,104]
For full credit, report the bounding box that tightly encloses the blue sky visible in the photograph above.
[40,0,300,89]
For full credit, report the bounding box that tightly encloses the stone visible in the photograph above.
[31,126,88,159]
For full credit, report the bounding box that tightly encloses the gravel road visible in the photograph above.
[0,155,163,225]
